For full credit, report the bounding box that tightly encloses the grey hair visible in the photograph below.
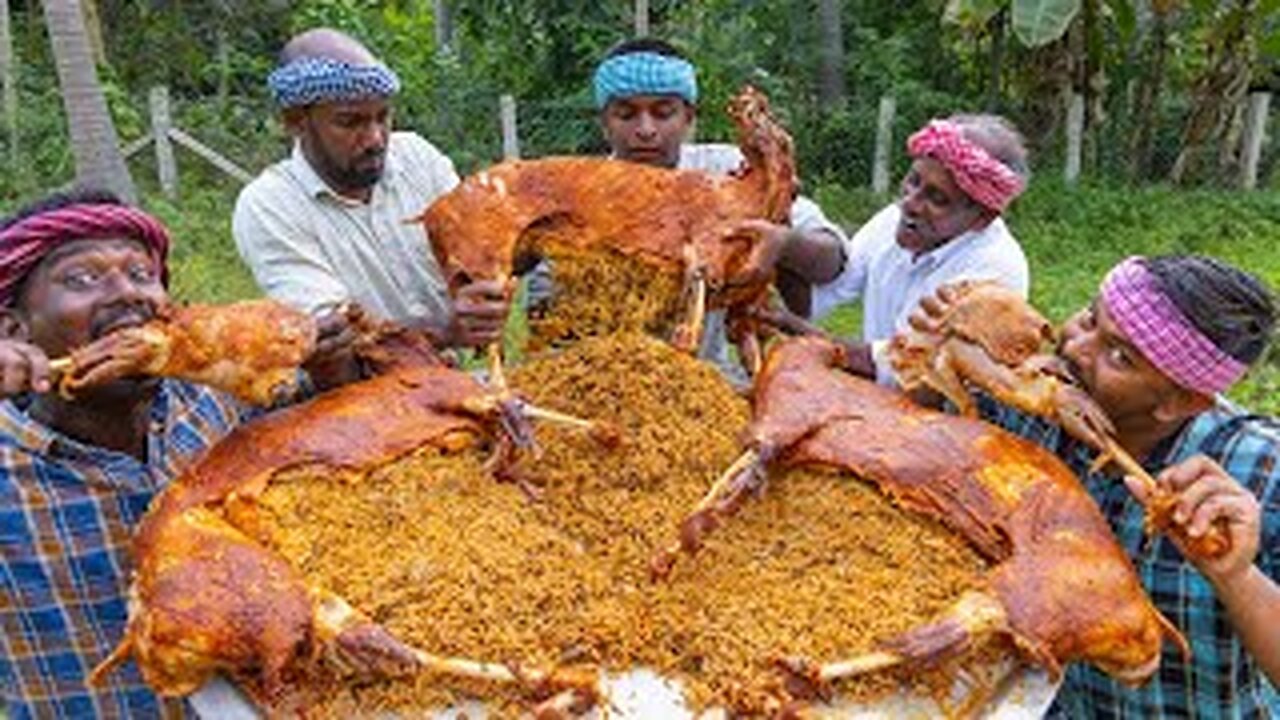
[947,113,1031,184]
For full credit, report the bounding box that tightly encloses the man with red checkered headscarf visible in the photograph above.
[0,189,356,718]
[811,114,1032,384]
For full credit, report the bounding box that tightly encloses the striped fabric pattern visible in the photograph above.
[0,204,172,307]
[978,394,1280,718]
[266,57,401,109]
[1,380,252,719]
[1101,257,1248,397]
[592,51,698,109]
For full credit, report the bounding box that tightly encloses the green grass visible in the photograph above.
[152,180,1280,415]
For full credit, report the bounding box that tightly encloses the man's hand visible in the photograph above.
[1124,455,1261,586]
[907,282,968,335]
[446,279,513,349]
[302,305,364,390]
[724,219,792,289]
[0,339,53,397]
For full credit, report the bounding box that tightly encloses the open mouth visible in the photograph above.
[90,311,152,340]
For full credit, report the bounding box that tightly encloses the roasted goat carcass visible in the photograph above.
[418,86,796,371]
[653,336,1188,709]
[54,299,316,406]
[887,281,1230,558]
[88,361,604,716]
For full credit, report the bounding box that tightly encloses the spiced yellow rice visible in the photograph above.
[246,333,997,716]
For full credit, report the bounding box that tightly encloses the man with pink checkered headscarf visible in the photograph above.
[811,114,1032,384]
[918,254,1279,718]
[0,189,365,718]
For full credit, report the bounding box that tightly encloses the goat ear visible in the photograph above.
[0,309,28,341]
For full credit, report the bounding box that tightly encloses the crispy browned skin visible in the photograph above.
[673,337,1187,691]
[89,366,505,706]
[419,87,796,338]
[63,299,317,406]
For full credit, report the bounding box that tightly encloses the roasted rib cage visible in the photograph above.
[87,361,605,717]
[419,86,797,371]
[656,336,1188,710]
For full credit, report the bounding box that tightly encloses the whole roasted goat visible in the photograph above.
[654,336,1189,709]
[419,86,796,371]
[87,346,606,717]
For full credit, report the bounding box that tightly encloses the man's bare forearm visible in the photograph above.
[778,228,844,285]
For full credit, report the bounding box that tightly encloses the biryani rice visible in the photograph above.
[242,333,998,717]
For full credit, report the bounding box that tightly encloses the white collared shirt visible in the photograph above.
[232,132,460,325]
[812,203,1029,383]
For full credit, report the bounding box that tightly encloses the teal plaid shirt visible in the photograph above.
[979,395,1280,718]
[0,381,253,719]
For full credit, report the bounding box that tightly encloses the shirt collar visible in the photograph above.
[288,139,396,204]
[0,383,174,464]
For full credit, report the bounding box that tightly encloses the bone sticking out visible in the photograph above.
[1096,437,1231,558]
[816,650,904,680]
[487,343,508,393]
[518,403,597,430]
[650,448,761,579]
[410,649,525,684]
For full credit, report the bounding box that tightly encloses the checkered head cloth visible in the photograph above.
[593,51,697,110]
[0,204,171,306]
[907,120,1026,212]
[1101,256,1248,396]
[268,57,400,109]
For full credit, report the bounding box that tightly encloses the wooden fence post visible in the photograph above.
[149,85,178,198]
[871,95,896,194]
[0,0,16,172]
[1240,91,1272,190]
[433,0,452,54]
[1064,92,1084,186]
[500,94,519,160]
[634,0,650,37]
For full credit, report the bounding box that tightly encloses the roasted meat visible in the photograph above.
[57,299,316,406]
[887,281,1230,558]
[418,86,796,370]
[87,364,603,715]
[654,336,1188,706]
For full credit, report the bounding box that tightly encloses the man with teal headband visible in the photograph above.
[543,38,847,380]
[235,28,510,351]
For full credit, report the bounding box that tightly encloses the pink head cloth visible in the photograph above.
[907,120,1026,212]
[1101,257,1247,396]
[0,203,171,306]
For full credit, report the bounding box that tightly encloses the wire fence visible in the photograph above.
[421,88,1278,193]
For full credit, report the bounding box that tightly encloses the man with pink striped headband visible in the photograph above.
[936,254,1278,717]
[0,194,171,308]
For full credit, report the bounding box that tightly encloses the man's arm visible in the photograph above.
[1126,455,1280,685]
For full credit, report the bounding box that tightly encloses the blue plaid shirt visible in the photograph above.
[0,381,253,719]
[979,395,1280,718]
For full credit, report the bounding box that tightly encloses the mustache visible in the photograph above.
[89,302,156,340]
[356,146,386,163]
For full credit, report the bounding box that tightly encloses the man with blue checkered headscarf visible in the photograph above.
[531,39,849,384]
[234,28,511,351]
